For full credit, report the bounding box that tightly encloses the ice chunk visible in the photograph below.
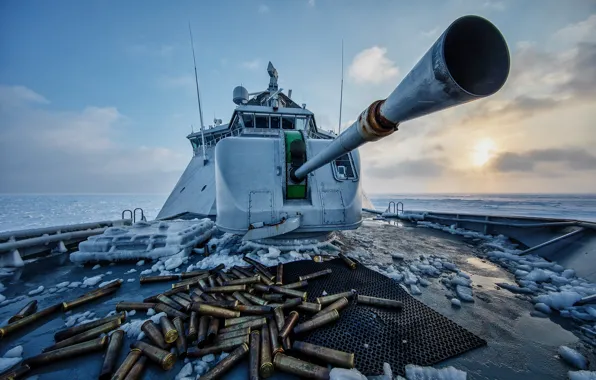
[562,269,576,279]
[140,269,153,275]
[419,278,430,287]
[68,282,82,288]
[403,269,418,285]
[443,262,458,272]
[0,250,25,268]
[515,270,529,278]
[125,269,137,274]
[201,354,215,363]
[0,357,22,373]
[147,308,156,316]
[329,368,367,380]
[524,269,550,283]
[127,279,135,283]
[194,360,210,376]
[56,281,70,288]
[136,260,145,266]
[164,256,184,271]
[92,264,101,270]
[83,275,104,286]
[383,363,393,380]
[405,364,467,380]
[410,285,422,295]
[451,276,472,288]
[534,303,552,314]
[496,283,534,295]
[536,291,582,310]
[106,271,112,275]
[551,275,570,287]
[28,286,44,296]
[568,370,596,380]
[99,279,121,288]
[128,310,136,316]
[558,346,588,370]
[3,346,23,358]
[456,285,474,302]
[175,363,193,380]
[451,298,461,308]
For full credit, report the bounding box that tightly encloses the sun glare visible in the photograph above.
[472,138,496,167]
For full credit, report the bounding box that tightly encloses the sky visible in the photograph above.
[0,0,595,195]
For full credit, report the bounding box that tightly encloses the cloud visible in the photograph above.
[0,85,49,109]
[420,28,439,39]
[483,1,505,11]
[258,4,270,13]
[490,148,596,173]
[348,46,399,84]
[366,158,445,178]
[308,0,315,6]
[0,85,187,193]
[554,14,596,44]
[241,59,261,70]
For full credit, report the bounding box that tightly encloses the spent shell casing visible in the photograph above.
[62,285,119,311]
[131,341,176,371]
[234,304,272,315]
[177,292,192,302]
[273,307,285,330]
[170,295,192,311]
[116,302,155,312]
[313,297,349,318]
[141,320,167,349]
[111,349,142,380]
[159,316,179,344]
[232,291,253,306]
[224,315,262,327]
[210,263,226,273]
[172,276,204,289]
[188,311,198,340]
[218,271,232,282]
[8,300,38,323]
[154,303,189,320]
[262,293,284,302]
[313,255,323,262]
[249,330,261,380]
[200,343,249,380]
[180,270,210,279]
[279,298,302,310]
[230,268,247,279]
[210,293,224,301]
[282,336,292,351]
[172,317,187,358]
[44,319,121,352]
[281,280,308,289]
[99,330,124,380]
[276,263,284,285]
[243,257,275,280]
[225,294,237,301]
[338,253,357,269]
[54,312,125,342]
[219,318,267,334]
[139,274,180,284]
[235,265,255,277]
[202,300,239,308]
[316,290,354,305]
[0,303,62,340]
[214,327,250,342]
[268,319,283,355]
[224,275,260,286]
[242,292,268,306]
[298,268,332,282]
[356,294,404,309]
[207,317,220,341]
[24,336,108,368]
[192,303,240,318]
[252,283,270,293]
[208,275,217,288]
[205,284,247,294]
[270,285,307,300]
[293,340,355,368]
[215,276,224,286]
[260,275,274,286]
[279,311,299,339]
[156,295,184,311]
[197,315,210,347]
[187,335,249,357]
[294,310,340,335]
[273,353,330,380]
[123,355,147,380]
[144,285,190,302]
[0,364,30,380]
[198,278,209,291]
[260,322,273,378]
[297,302,322,313]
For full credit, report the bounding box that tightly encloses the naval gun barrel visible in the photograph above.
[293,15,510,181]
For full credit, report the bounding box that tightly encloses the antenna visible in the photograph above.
[338,39,344,135]
[189,23,207,163]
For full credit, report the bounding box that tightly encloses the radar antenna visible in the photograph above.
[338,39,344,135]
[189,23,207,163]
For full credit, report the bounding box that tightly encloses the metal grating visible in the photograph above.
[277,258,487,376]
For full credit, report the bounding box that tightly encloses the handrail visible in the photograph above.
[0,228,108,252]
[423,214,580,228]
[0,219,131,241]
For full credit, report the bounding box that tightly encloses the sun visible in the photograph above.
[472,138,496,167]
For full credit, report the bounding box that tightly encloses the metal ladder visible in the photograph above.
[387,201,404,214]
[122,208,146,223]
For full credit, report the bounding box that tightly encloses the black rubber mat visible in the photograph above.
[278,258,487,376]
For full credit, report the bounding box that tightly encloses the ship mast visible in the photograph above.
[338,39,344,135]
[189,23,207,163]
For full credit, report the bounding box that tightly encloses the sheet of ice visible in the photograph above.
[28,286,44,296]
[3,346,23,358]
[70,219,216,263]
[405,364,467,380]
[127,279,135,283]
[92,264,101,270]
[0,295,26,307]
[329,368,367,380]
[0,357,22,373]
[569,371,596,380]
[83,275,104,286]
[559,346,588,370]
[68,281,82,288]
[125,269,137,274]
[164,255,184,271]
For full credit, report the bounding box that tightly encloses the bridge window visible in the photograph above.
[295,116,307,131]
[332,153,358,181]
[271,116,281,129]
[242,113,255,128]
[282,116,294,130]
[255,114,268,128]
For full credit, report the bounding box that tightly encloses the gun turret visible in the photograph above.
[292,15,510,182]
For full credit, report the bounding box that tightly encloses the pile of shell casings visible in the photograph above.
[0,253,404,380]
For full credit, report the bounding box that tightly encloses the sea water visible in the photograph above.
[0,193,594,233]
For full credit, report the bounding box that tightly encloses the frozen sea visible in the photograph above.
[0,193,594,233]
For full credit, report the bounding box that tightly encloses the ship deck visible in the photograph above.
[0,217,593,379]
